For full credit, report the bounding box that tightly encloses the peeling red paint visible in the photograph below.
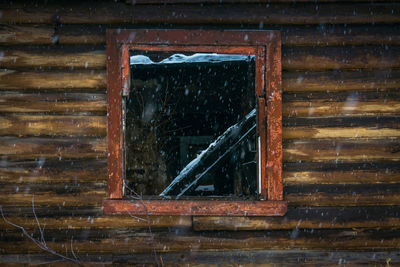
[106,29,285,215]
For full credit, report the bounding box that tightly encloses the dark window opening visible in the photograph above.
[124,52,258,199]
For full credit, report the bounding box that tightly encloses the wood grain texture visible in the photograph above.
[1,3,400,25]
[283,127,400,139]
[283,139,400,162]
[1,229,400,253]
[0,25,54,45]
[0,92,106,115]
[0,190,105,207]
[283,70,400,92]
[104,200,287,216]
[1,1,400,264]
[284,169,400,185]
[0,215,192,230]
[1,24,396,46]
[0,47,106,70]
[0,137,107,160]
[2,69,398,92]
[0,161,107,184]
[2,251,399,267]
[4,46,400,71]
[0,115,106,137]
[283,46,400,70]
[193,206,400,230]
[0,70,106,90]
[284,99,400,117]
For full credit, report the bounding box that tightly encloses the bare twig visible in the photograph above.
[125,183,161,267]
[0,197,80,264]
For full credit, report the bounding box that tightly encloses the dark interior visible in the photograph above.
[124,51,257,198]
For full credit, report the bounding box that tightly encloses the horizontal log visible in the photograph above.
[0,191,105,207]
[1,24,393,46]
[0,167,106,185]
[1,3,400,25]
[0,70,106,90]
[284,116,400,128]
[3,46,400,71]
[0,47,106,70]
[286,192,400,206]
[3,206,400,232]
[1,90,398,118]
[193,206,400,230]
[0,159,107,184]
[283,139,400,162]
[283,127,400,139]
[103,199,287,216]
[1,69,399,93]
[1,229,400,253]
[0,115,106,137]
[286,187,400,206]
[283,46,400,71]
[0,184,399,207]
[0,114,397,138]
[0,137,107,160]
[0,215,192,230]
[0,25,54,45]
[58,25,400,46]
[0,92,106,115]
[284,98,400,117]
[283,70,400,92]
[2,251,399,266]
[284,169,400,185]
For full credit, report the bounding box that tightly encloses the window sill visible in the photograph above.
[103,199,287,216]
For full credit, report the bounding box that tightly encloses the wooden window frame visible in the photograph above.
[103,29,286,216]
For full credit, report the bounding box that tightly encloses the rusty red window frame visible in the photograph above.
[103,29,286,216]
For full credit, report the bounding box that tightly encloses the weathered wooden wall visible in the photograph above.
[0,0,399,265]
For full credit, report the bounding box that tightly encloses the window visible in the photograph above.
[103,29,286,216]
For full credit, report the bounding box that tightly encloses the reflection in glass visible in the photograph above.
[124,52,257,199]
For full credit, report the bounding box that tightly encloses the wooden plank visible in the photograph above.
[1,229,400,253]
[0,137,107,160]
[283,127,400,139]
[283,98,400,117]
[286,184,400,206]
[3,46,400,71]
[1,251,400,266]
[0,215,192,230]
[1,3,400,25]
[0,25,54,45]
[1,184,398,208]
[284,169,400,185]
[283,70,400,92]
[283,46,400,71]
[2,24,400,47]
[55,24,400,46]
[57,25,400,46]
[0,70,106,90]
[0,115,398,139]
[0,115,106,137]
[0,191,105,207]
[286,191,400,206]
[0,162,107,184]
[0,47,106,70]
[103,199,287,216]
[283,139,400,163]
[2,69,397,92]
[193,206,400,230]
[4,206,400,231]
[0,92,106,115]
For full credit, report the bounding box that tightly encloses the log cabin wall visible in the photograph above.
[0,0,399,265]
